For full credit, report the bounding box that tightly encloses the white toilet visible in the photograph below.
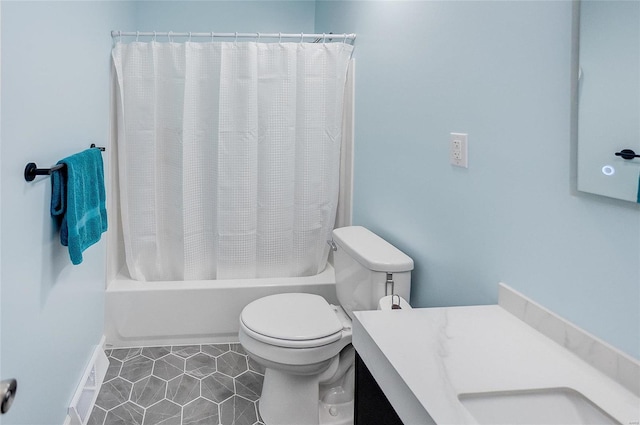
[238,226,414,425]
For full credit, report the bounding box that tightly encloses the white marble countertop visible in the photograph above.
[353,305,640,425]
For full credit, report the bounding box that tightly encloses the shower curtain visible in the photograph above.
[112,40,353,281]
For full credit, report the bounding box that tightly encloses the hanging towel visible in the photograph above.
[51,148,108,265]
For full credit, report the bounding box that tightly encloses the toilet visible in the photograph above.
[238,226,414,425]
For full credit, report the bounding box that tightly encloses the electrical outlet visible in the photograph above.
[450,133,468,168]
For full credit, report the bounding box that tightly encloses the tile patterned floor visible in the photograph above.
[88,344,265,425]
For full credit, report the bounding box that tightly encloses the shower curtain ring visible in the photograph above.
[343,34,348,44]
[136,31,139,42]
[153,31,157,42]
[323,33,326,43]
[168,31,173,42]
[278,32,282,43]
[257,32,261,42]
[211,32,215,42]
[300,33,304,42]
[189,32,192,42]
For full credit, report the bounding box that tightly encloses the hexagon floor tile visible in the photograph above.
[88,344,265,425]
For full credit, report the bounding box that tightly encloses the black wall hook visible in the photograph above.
[614,149,639,160]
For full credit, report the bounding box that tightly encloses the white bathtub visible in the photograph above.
[104,264,338,348]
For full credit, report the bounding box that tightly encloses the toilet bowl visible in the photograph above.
[238,226,414,425]
[239,293,354,425]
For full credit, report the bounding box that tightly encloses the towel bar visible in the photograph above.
[24,144,105,182]
[24,162,64,182]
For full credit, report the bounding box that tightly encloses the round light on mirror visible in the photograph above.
[601,165,615,176]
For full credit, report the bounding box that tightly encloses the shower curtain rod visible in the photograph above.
[111,31,356,43]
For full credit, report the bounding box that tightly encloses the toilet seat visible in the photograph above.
[240,293,345,349]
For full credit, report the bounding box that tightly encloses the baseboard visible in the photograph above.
[67,336,108,425]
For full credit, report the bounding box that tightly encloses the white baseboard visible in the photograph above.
[67,336,108,425]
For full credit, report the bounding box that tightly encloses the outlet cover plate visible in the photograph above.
[450,132,468,168]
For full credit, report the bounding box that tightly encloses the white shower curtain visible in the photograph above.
[112,41,353,281]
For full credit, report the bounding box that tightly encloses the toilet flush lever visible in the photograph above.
[385,273,395,296]
[327,240,337,252]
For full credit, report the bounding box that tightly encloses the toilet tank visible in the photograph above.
[331,226,414,318]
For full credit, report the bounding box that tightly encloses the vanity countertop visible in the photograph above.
[353,305,640,425]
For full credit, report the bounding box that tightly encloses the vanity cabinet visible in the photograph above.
[354,351,404,425]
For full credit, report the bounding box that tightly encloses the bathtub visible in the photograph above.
[104,264,338,348]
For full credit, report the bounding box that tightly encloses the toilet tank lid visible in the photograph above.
[332,226,414,272]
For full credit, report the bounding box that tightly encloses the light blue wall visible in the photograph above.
[134,1,316,35]
[1,2,134,424]
[315,1,640,359]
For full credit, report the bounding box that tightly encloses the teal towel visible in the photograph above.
[51,148,108,265]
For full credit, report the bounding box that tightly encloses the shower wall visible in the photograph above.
[134,1,316,34]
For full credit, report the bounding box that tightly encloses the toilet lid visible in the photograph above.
[241,293,343,342]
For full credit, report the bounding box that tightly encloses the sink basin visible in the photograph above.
[458,388,621,425]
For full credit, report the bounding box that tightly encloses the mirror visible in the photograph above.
[576,0,639,203]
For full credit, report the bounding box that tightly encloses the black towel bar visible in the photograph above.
[614,149,639,160]
[24,144,105,182]
[24,162,64,182]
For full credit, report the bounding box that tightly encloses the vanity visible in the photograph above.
[353,284,640,424]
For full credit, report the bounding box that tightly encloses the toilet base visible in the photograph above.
[319,400,354,425]
[259,368,322,425]
[259,392,354,425]
[258,353,355,425]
